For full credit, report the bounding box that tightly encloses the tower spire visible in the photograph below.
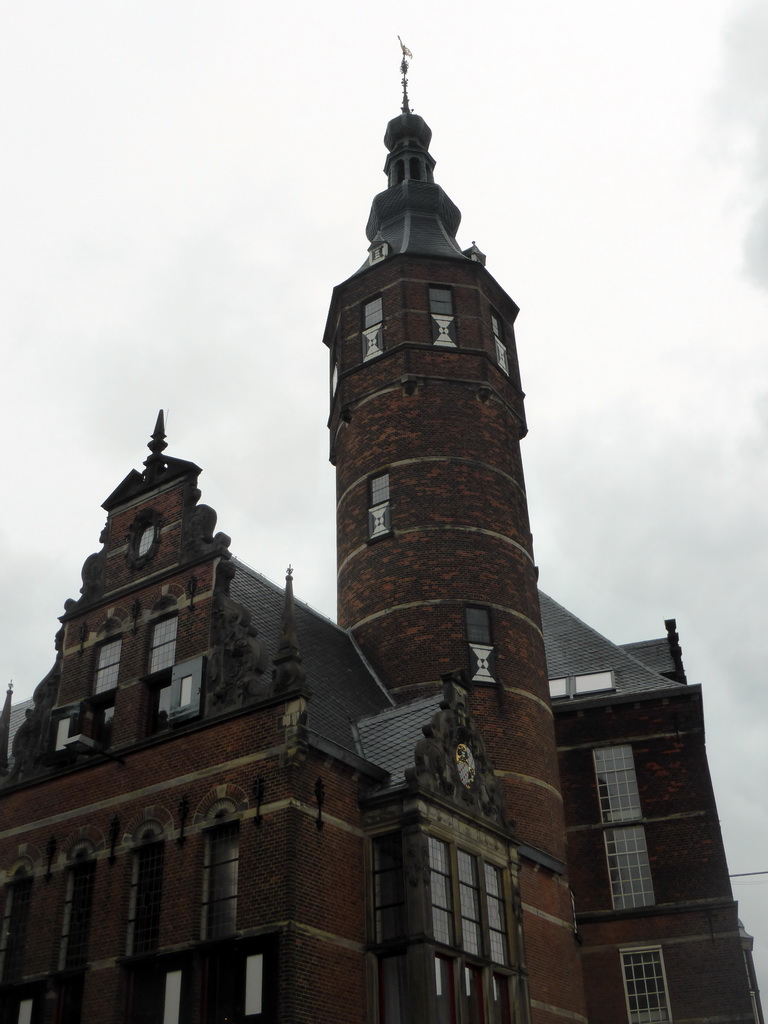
[398,36,413,114]
[143,409,168,485]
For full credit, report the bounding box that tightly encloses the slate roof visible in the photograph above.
[3,579,685,779]
[619,638,676,678]
[539,591,684,700]
[356,696,440,791]
[229,559,393,753]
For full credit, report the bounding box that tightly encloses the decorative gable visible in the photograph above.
[405,670,508,829]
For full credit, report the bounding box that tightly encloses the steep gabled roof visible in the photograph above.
[356,695,440,790]
[539,591,685,699]
[229,559,393,753]
[619,637,676,678]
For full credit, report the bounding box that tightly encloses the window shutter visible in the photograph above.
[168,657,203,722]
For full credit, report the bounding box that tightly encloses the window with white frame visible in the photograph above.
[363,297,384,360]
[149,618,177,674]
[151,657,204,733]
[549,671,615,699]
[368,473,392,540]
[202,822,239,939]
[594,746,642,822]
[621,947,671,1023]
[491,313,509,376]
[429,287,457,346]
[94,638,121,694]
[605,826,654,909]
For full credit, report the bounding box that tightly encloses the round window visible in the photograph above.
[137,524,156,557]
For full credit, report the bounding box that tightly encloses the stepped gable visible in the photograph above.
[229,559,392,752]
[539,590,686,697]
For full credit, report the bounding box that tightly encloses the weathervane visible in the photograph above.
[398,36,413,114]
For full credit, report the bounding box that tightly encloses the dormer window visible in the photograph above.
[368,241,389,265]
[362,297,384,361]
[549,671,615,699]
[429,287,457,346]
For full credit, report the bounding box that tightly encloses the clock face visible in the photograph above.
[455,743,476,789]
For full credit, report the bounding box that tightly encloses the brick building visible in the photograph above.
[0,81,762,1024]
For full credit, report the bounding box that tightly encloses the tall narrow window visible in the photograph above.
[94,638,121,694]
[128,841,164,954]
[464,607,496,684]
[594,746,642,822]
[373,833,406,941]
[621,948,671,1023]
[428,838,454,946]
[435,955,456,1024]
[484,864,508,965]
[605,826,654,909]
[1,870,33,982]
[464,965,484,1024]
[379,955,409,1024]
[491,313,509,375]
[457,851,482,956]
[363,296,384,360]
[368,473,392,540]
[429,287,457,346]
[490,974,512,1024]
[203,823,239,939]
[61,861,96,970]
[150,618,177,674]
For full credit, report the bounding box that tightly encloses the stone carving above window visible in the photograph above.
[207,561,268,713]
[405,670,507,828]
[182,489,231,561]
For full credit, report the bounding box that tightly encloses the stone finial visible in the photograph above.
[0,683,12,773]
[143,410,169,484]
[272,567,308,693]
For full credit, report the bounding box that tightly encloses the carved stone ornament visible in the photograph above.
[182,488,231,562]
[3,629,64,786]
[69,521,108,609]
[404,670,507,828]
[207,561,268,712]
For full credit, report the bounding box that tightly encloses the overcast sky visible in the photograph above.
[1,0,767,993]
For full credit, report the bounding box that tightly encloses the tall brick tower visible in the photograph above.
[323,67,588,1023]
